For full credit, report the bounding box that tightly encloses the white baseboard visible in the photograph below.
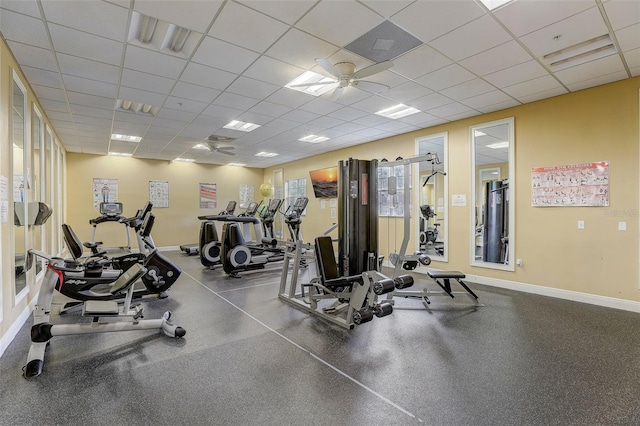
[386,262,640,313]
[158,245,180,252]
[0,293,37,358]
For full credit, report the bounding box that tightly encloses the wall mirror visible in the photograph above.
[32,105,43,274]
[12,72,28,300]
[44,126,52,254]
[470,117,515,270]
[416,132,448,261]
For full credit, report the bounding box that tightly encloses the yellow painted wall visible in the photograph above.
[265,76,640,302]
[65,154,265,248]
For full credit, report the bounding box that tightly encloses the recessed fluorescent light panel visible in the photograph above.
[109,152,133,157]
[255,152,279,157]
[375,104,420,119]
[223,120,261,132]
[542,34,616,72]
[227,163,246,167]
[299,135,329,143]
[487,141,509,149]
[193,143,209,150]
[117,99,159,116]
[174,157,195,162]
[285,71,337,96]
[111,133,142,143]
[479,0,513,10]
[128,12,200,57]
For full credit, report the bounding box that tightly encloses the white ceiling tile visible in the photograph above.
[0,0,41,18]
[237,0,314,24]
[32,85,67,102]
[0,9,49,48]
[41,0,129,41]
[374,120,417,132]
[266,28,339,69]
[406,92,452,111]
[46,110,75,122]
[155,108,197,123]
[332,86,373,106]
[201,104,244,120]
[22,66,64,89]
[133,0,223,33]
[461,90,515,110]
[430,15,512,61]
[415,64,476,91]
[264,118,300,131]
[237,111,277,126]
[242,56,305,86]
[180,62,237,91]
[396,111,441,126]
[440,78,496,101]
[603,0,640,31]
[554,54,626,85]
[152,117,189,130]
[49,23,124,64]
[325,121,368,134]
[6,41,58,72]
[494,0,594,37]
[307,116,345,129]
[565,69,628,91]
[209,1,289,53]
[460,40,533,77]
[351,95,397,114]
[517,87,568,104]
[114,110,154,125]
[69,104,113,119]
[226,77,280,100]
[191,36,259,74]
[266,88,314,109]
[426,102,474,119]
[359,0,413,18]
[483,60,549,88]
[629,65,640,77]
[170,81,221,104]
[162,97,209,115]
[615,23,640,52]
[327,107,369,121]
[280,109,321,123]
[380,81,432,103]
[625,47,640,69]
[67,91,116,110]
[249,101,293,118]
[124,45,187,79]
[391,45,452,79]
[121,68,176,94]
[58,53,121,84]
[502,75,564,99]
[73,114,113,127]
[296,1,383,46]
[212,92,260,110]
[298,98,344,116]
[519,7,608,57]
[39,99,69,113]
[118,86,167,106]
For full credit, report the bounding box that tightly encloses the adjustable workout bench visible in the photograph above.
[387,269,483,310]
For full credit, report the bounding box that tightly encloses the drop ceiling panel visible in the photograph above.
[133,0,223,33]
[237,111,278,126]
[6,41,58,72]
[21,66,64,89]
[295,1,383,47]
[350,95,396,114]
[396,111,441,127]
[307,115,345,129]
[0,9,50,48]
[242,56,305,86]
[519,7,608,57]
[208,1,289,53]
[58,54,121,84]
[266,28,339,69]
[124,46,187,79]
[430,15,512,61]
[360,0,413,18]
[554,54,625,85]
[121,69,176,95]
[426,102,474,119]
[237,0,315,25]
[494,0,594,37]
[615,23,640,52]
[67,92,116,110]
[31,85,65,103]
[565,70,629,92]
[280,109,321,123]
[70,104,114,120]
[180,62,237,91]
[263,118,300,131]
[459,40,533,77]
[502,75,564,100]
[39,99,69,113]
[298,98,344,116]
[248,101,293,118]
[406,92,453,111]
[390,0,484,43]
[483,60,550,88]
[351,114,389,127]
[73,114,113,127]
[211,92,260,110]
[265,88,314,109]
[48,23,124,64]
[415,64,476,91]
[118,86,167,106]
[162,97,208,115]
[381,81,432,103]
[390,45,452,79]
[201,104,244,120]
[170,81,222,104]
[602,0,640,31]
[191,36,260,74]
[327,107,369,121]
[626,48,640,69]
[41,0,129,41]
[461,90,515,110]
[0,0,41,18]
[441,78,496,101]
[226,76,280,100]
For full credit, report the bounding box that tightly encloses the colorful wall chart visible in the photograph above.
[531,162,609,207]
[199,183,217,209]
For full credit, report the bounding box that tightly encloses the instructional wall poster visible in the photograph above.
[239,184,254,208]
[200,183,217,209]
[531,161,609,207]
[93,178,118,208]
[149,180,169,208]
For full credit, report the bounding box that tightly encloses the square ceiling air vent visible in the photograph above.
[345,20,423,63]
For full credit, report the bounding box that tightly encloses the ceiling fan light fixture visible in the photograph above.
[375,104,420,119]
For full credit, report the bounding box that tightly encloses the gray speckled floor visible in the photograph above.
[2,250,640,425]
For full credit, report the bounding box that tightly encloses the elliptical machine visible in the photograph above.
[198,201,261,268]
[181,201,236,256]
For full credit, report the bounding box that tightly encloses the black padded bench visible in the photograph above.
[427,270,479,301]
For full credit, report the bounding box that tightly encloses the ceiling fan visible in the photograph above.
[198,135,236,155]
[291,58,394,100]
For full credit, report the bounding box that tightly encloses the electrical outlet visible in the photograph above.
[619,221,627,231]
[578,220,585,229]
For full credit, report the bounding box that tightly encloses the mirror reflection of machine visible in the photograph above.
[482,180,509,264]
[418,205,442,256]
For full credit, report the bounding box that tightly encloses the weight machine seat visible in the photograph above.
[427,270,465,280]
[315,236,362,289]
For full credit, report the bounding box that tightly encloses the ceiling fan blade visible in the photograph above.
[352,80,390,94]
[217,150,236,155]
[352,61,394,79]
[329,86,346,101]
[315,58,342,78]
[289,80,337,88]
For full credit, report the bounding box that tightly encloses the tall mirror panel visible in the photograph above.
[470,118,515,270]
[416,133,447,261]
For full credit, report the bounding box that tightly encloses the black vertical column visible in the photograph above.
[483,180,506,263]
[338,158,378,276]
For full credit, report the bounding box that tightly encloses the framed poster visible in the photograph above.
[532,162,609,207]
[200,183,217,209]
